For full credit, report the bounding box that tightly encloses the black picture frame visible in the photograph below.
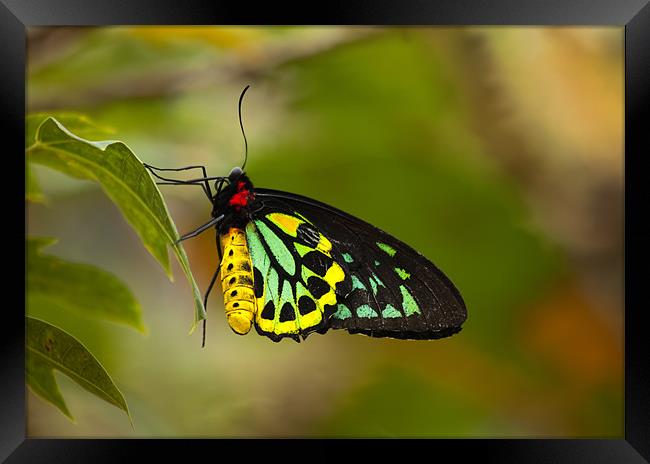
[6,0,649,461]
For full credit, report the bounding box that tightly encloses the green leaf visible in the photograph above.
[26,112,115,149]
[26,116,206,331]
[27,236,146,333]
[26,316,132,425]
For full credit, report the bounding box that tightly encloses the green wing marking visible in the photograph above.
[254,220,295,276]
[245,213,345,342]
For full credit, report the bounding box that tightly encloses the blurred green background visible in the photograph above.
[26,26,623,437]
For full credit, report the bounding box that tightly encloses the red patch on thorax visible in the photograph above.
[229,181,252,209]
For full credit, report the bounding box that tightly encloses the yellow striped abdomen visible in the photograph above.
[219,227,256,335]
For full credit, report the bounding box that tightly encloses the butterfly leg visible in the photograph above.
[201,237,223,348]
[143,163,213,200]
[154,181,211,200]
[143,163,210,182]
[176,214,224,244]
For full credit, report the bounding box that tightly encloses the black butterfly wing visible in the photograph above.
[252,188,467,340]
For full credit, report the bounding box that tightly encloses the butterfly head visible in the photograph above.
[211,167,255,219]
[228,166,244,182]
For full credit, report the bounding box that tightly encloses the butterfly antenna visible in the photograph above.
[238,84,250,171]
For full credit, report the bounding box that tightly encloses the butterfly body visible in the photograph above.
[145,84,465,345]
[207,169,467,343]
[218,227,255,335]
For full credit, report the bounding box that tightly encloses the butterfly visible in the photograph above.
[144,86,467,345]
